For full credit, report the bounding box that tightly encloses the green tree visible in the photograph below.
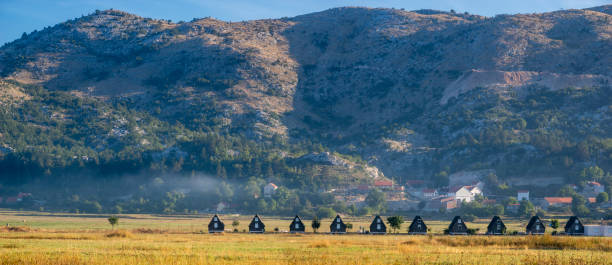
[232,219,240,232]
[316,207,336,219]
[597,192,609,203]
[572,194,590,216]
[558,185,577,197]
[256,198,268,213]
[579,166,605,182]
[387,216,404,233]
[216,181,234,203]
[432,171,449,188]
[365,189,386,212]
[518,200,535,218]
[311,217,321,233]
[108,216,119,230]
[551,219,559,233]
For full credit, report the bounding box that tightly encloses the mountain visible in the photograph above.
[0,6,611,197]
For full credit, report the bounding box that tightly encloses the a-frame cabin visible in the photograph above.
[448,216,468,235]
[486,216,506,235]
[369,215,387,234]
[249,214,265,233]
[330,214,347,234]
[408,216,428,235]
[289,215,305,233]
[208,214,225,233]
[564,216,584,236]
[526,216,545,235]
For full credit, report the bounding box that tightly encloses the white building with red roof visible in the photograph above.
[263,183,278,198]
[447,185,482,202]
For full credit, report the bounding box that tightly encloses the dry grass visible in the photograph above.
[0,226,32,232]
[1,211,611,264]
[133,228,167,234]
[0,232,610,265]
[105,230,133,238]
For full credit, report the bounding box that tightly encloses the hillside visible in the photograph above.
[0,6,611,213]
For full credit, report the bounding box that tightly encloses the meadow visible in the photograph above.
[1,210,611,265]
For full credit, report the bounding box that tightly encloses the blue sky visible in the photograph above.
[1,0,610,45]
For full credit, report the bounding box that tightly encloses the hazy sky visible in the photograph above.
[1,0,610,44]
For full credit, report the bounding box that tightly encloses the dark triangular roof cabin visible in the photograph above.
[369,215,387,234]
[330,214,347,234]
[486,216,506,235]
[408,216,428,234]
[249,214,265,233]
[208,214,225,233]
[448,216,468,235]
[289,215,305,233]
[564,216,584,235]
[526,216,545,235]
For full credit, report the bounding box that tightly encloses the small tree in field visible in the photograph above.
[311,217,321,233]
[232,220,240,232]
[387,216,404,233]
[346,223,353,232]
[551,219,559,234]
[108,216,119,230]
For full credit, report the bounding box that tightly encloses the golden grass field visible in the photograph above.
[1,210,611,265]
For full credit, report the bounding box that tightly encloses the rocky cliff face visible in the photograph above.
[1,6,611,184]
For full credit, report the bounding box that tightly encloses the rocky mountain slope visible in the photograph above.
[0,6,611,189]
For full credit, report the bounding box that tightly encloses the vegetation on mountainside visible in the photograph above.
[0,7,612,216]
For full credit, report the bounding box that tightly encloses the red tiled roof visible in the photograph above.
[482,199,496,205]
[440,197,456,202]
[374,180,393,187]
[587,181,601,186]
[588,197,596,203]
[544,197,572,204]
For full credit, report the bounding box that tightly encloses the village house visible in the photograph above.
[517,190,529,201]
[542,197,572,209]
[584,181,604,196]
[447,185,482,202]
[422,188,438,199]
[506,203,520,213]
[424,196,458,212]
[263,183,278,198]
[374,180,394,190]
